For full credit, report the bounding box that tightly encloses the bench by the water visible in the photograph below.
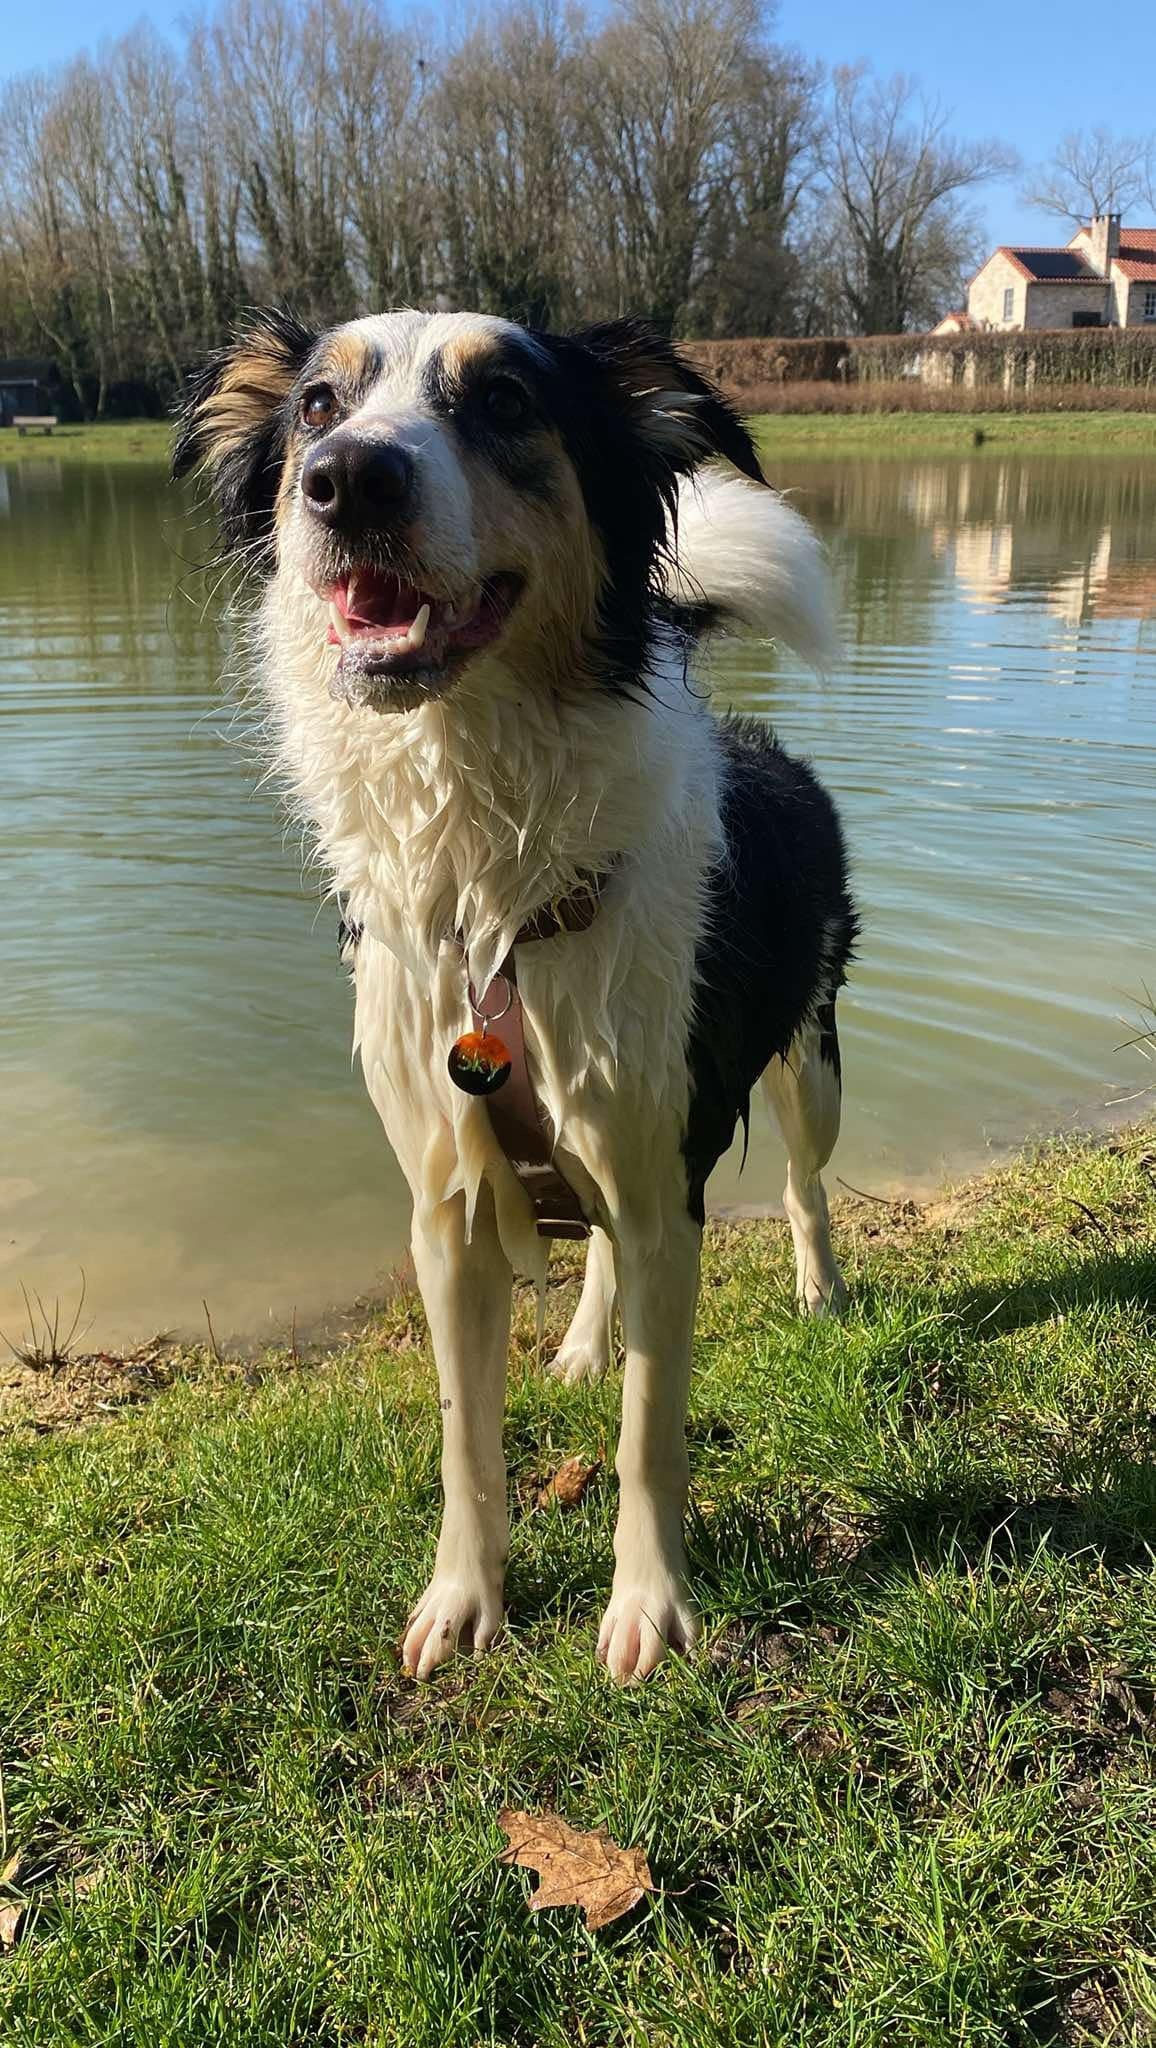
[12,416,57,437]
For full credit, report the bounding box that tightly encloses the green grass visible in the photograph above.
[754,411,1156,458]
[6,410,1156,468]
[1,420,171,461]
[2,1127,1155,2044]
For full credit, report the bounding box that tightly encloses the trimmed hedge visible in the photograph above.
[745,379,1156,415]
[690,329,1156,400]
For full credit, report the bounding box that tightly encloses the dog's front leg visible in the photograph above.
[598,1205,702,1683]
[401,1186,512,1680]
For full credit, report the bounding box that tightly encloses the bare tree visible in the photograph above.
[433,0,580,326]
[326,0,432,309]
[184,25,248,340]
[821,66,1015,333]
[209,0,353,321]
[1025,127,1153,229]
[0,0,1021,406]
[580,0,769,335]
[690,45,822,336]
[0,72,96,410]
[109,31,206,389]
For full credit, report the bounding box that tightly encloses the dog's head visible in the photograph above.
[174,307,764,712]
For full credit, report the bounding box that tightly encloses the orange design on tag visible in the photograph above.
[448,1031,513,1096]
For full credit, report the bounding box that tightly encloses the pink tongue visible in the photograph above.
[340,574,422,630]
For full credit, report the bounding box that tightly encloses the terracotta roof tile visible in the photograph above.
[1114,230,1156,282]
[973,225,1156,295]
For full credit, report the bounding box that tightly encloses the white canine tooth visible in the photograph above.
[409,601,431,649]
[328,600,352,646]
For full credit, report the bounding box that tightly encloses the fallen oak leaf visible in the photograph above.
[535,1456,600,1510]
[0,1903,24,1950]
[498,1808,654,1931]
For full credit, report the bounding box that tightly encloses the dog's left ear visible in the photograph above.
[172,305,317,552]
[577,318,765,486]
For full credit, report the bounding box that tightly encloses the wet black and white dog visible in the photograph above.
[174,309,856,1683]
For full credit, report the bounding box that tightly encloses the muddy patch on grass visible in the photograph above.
[1040,1646,1156,1775]
[0,1337,185,1434]
[1054,1969,1155,2045]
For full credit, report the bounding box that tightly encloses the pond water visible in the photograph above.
[2,449,1154,1349]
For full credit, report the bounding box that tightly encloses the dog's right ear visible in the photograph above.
[172,306,316,552]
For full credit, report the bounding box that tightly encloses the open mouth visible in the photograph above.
[323,569,524,689]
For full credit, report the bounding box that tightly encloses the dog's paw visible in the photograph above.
[596,1579,698,1684]
[797,1268,849,1318]
[546,1333,613,1386]
[401,1573,504,1681]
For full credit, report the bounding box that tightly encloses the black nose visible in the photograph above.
[300,435,414,529]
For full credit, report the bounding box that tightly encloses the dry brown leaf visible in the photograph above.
[498,1808,654,1930]
[534,1456,600,1510]
[0,1903,24,1950]
[0,1850,25,1889]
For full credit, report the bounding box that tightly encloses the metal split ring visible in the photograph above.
[468,972,514,1026]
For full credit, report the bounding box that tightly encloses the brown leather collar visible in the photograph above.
[512,867,614,944]
[464,865,615,1241]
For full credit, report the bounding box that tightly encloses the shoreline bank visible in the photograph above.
[4,1085,1150,1375]
[3,1114,1151,1431]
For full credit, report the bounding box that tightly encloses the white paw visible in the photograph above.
[797,1269,849,1318]
[401,1571,504,1681]
[546,1332,613,1386]
[596,1578,699,1683]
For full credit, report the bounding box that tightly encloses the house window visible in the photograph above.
[1072,310,1102,328]
[1144,289,1156,321]
[1002,287,1015,320]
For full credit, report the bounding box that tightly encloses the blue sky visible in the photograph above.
[2,0,1152,253]
[777,0,1155,247]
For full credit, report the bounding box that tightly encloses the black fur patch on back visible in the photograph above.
[683,719,858,1224]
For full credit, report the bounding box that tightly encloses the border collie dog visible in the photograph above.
[174,309,856,1684]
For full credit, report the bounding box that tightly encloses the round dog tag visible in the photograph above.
[448,1031,512,1096]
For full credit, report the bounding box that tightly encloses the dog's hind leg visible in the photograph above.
[762,1003,848,1317]
[598,1193,701,1683]
[401,1182,513,1680]
[548,1226,617,1384]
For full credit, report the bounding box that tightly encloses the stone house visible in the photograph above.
[933,216,1156,333]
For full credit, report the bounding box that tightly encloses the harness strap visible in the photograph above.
[468,953,590,1240]
[464,868,614,1242]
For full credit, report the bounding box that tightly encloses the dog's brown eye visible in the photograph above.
[302,385,339,430]
[483,377,531,427]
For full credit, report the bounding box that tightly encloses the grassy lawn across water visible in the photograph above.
[752,411,1156,459]
[0,421,172,462]
[1,1125,1155,2043]
[5,411,1156,466]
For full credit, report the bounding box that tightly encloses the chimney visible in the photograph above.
[1088,213,1122,273]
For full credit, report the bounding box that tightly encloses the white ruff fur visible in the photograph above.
[255,465,844,1681]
